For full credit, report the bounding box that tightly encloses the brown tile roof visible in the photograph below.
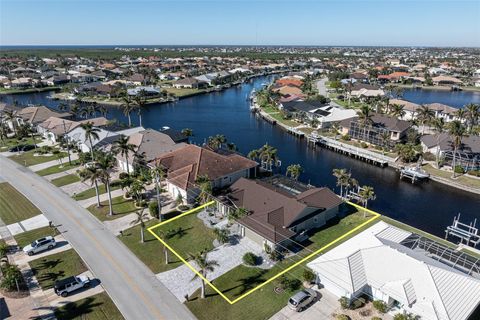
[228,178,342,243]
[38,117,80,135]
[151,145,257,190]
[17,106,70,124]
[126,129,186,163]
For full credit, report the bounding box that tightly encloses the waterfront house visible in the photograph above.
[116,129,187,172]
[377,72,410,83]
[425,103,458,122]
[172,77,207,89]
[66,125,128,154]
[388,99,420,120]
[273,85,304,97]
[420,133,480,169]
[349,83,385,98]
[221,176,342,250]
[150,145,257,203]
[307,221,480,320]
[15,106,71,128]
[432,75,462,86]
[127,86,161,96]
[37,116,108,144]
[340,113,412,146]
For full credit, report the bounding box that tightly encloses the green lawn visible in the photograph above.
[54,292,124,320]
[0,182,42,224]
[164,87,206,97]
[423,164,480,189]
[120,212,216,273]
[51,174,81,187]
[29,249,87,290]
[87,196,137,221]
[0,136,38,149]
[73,181,122,201]
[186,207,376,320]
[36,161,81,176]
[14,226,58,249]
[9,150,67,166]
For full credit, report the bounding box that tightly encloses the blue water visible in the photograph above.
[402,88,480,108]
[2,78,479,238]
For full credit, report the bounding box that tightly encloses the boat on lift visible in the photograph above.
[400,164,430,183]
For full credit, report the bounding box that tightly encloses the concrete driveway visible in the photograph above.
[270,288,338,320]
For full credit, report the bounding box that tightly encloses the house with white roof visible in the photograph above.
[307,221,480,320]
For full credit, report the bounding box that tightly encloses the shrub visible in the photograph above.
[371,317,382,320]
[454,165,465,174]
[422,152,435,161]
[214,228,230,244]
[0,264,23,291]
[302,269,315,283]
[243,252,258,266]
[178,205,190,211]
[148,201,159,219]
[393,313,419,320]
[336,315,350,320]
[52,149,60,155]
[372,300,388,313]
[341,134,351,141]
[119,172,130,180]
[339,296,350,309]
[274,275,301,291]
[0,243,8,258]
[351,297,366,309]
[360,142,368,149]
[135,200,147,207]
[268,250,282,262]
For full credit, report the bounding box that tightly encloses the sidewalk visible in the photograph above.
[77,188,125,208]
[44,167,81,181]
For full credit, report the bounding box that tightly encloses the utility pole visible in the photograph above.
[62,120,72,165]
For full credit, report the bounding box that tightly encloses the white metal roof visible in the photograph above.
[307,221,480,320]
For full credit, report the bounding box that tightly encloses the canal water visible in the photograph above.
[402,88,480,108]
[2,77,479,238]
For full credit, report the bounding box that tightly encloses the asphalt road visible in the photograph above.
[0,155,196,320]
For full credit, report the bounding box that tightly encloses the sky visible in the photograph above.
[0,0,479,47]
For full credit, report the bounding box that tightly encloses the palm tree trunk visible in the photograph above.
[125,154,130,174]
[452,146,458,178]
[140,227,144,243]
[106,179,113,216]
[201,279,206,299]
[164,247,169,264]
[88,137,94,161]
[138,112,143,127]
[128,114,132,127]
[94,180,101,207]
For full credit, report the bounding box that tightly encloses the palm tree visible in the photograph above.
[112,136,136,174]
[189,251,219,299]
[130,209,149,243]
[207,134,226,150]
[346,177,359,197]
[448,120,467,178]
[195,175,212,204]
[151,162,166,220]
[379,131,391,155]
[247,149,259,160]
[181,128,194,138]
[389,104,405,119]
[157,230,171,264]
[130,179,146,206]
[357,105,373,142]
[98,105,108,118]
[69,101,81,119]
[97,152,116,216]
[3,110,17,136]
[431,118,445,168]
[455,108,467,122]
[227,207,248,223]
[134,91,147,127]
[332,168,350,198]
[358,186,376,217]
[258,143,279,172]
[122,93,134,127]
[0,123,8,145]
[58,102,69,112]
[86,102,98,118]
[80,122,100,161]
[286,164,303,181]
[465,103,479,133]
[416,105,435,135]
[81,166,102,207]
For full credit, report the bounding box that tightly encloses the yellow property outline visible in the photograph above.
[147,200,381,304]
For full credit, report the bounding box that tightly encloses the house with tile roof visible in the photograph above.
[15,106,71,127]
[150,145,257,203]
[221,177,343,250]
[307,221,480,320]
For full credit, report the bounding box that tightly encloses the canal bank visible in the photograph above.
[2,75,479,239]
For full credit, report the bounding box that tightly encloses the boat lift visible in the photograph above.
[445,214,480,247]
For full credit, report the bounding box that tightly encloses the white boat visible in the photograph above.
[400,165,430,179]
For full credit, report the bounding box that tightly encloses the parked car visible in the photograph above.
[287,288,317,312]
[9,144,36,152]
[22,236,56,256]
[54,275,91,297]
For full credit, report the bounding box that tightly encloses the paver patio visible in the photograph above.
[156,236,266,302]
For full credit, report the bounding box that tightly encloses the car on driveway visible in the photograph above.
[288,288,317,312]
[54,275,91,297]
[9,144,36,152]
[22,236,56,256]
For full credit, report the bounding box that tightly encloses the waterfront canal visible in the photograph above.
[2,77,479,238]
